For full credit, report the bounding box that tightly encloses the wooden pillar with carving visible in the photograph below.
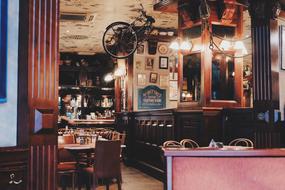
[249,0,280,126]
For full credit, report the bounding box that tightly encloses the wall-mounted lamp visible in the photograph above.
[219,40,248,56]
[169,39,192,51]
[104,73,114,82]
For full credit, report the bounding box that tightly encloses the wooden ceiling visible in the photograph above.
[59,0,178,54]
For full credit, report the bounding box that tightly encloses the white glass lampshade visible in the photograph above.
[169,41,180,50]
[180,41,192,51]
[220,40,231,50]
[234,41,248,55]
[104,73,114,82]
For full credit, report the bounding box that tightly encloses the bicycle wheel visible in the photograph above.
[102,22,138,59]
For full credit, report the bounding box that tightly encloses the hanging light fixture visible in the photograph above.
[220,40,232,51]
[104,73,114,82]
[169,39,192,51]
[169,40,180,50]
[180,41,193,51]
[234,41,248,55]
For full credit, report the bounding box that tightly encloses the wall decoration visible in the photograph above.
[159,56,169,69]
[137,44,145,55]
[280,26,285,70]
[169,55,178,72]
[160,74,168,87]
[145,57,154,70]
[136,60,143,70]
[150,72,158,83]
[169,81,178,101]
[169,73,178,81]
[0,0,8,103]
[138,85,166,109]
[158,44,168,55]
[137,73,146,86]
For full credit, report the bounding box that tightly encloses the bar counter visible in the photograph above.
[73,118,115,125]
[164,148,285,190]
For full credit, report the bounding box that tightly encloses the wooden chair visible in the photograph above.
[163,140,182,148]
[80,140,122,190]
[229,138,254,147]
[180,139,199,148]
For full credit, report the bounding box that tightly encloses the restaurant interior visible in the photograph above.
[2,0,285,190]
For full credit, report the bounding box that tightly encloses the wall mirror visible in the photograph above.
[181,53,201,102]
[211,53,235,100]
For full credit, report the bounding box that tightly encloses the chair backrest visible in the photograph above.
[163,140,182,148]
[180,139,199,148]
[58,149,76,163]
[94,140,121,179]
[229,138,254,147]
[58,135,74,144]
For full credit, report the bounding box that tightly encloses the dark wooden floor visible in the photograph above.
[58,164,163,190]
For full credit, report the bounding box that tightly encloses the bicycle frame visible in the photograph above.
[127,9,154,44]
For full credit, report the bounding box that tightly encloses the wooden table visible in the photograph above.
[163,148,285,190]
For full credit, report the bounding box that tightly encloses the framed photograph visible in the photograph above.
[137,44,144,55]
[159,56,168,69]
[160,75,168,87]
[0,0,8,103]
[145,57,154,70]
[149,72,158,83]
[169,81,178,101]
[280,26,285,70]
[137,73,146,86]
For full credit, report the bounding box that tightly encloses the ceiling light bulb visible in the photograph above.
[169,41,180,50]
[220,40,231,51]
[180,41,192,51]
[104,73,114,82]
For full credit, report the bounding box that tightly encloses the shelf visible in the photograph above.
[153,0,178,13]
[59,85,114,91]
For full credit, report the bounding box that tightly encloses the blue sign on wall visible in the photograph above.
[138,85,166,110]
[0,0,8,103]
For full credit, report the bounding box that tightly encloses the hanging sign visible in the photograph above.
[138,85,166,110]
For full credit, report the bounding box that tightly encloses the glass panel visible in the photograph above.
[181,53,201,102]
[212,54,235,100]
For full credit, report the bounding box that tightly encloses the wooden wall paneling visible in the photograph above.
[222,108,255,144]
[202,108,223,146]
[18,0,60,189]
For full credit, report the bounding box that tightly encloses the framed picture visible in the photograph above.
[280,26,285,70]
[137,73,146,86]
[136,60,143,70]
[160,75,168,87]
[145,57,154,70]
[149,72,158,83]
[137,44,144,55]
[159,56,168,69]
[169,81,178,101]
[0,0,8,103]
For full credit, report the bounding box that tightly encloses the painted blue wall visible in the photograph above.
[0,0,19,147]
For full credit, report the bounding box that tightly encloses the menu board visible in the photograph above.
[138,85,166,110]
[0,0,7,103]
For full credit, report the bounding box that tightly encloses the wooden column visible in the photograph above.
[249,0,280,126]
[115,78,121,113]
[19,0,59,189]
